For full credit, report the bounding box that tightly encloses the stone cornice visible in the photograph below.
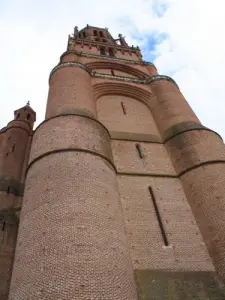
[49,62,91,81]
[60,50,155,67]
[94,72,143,83]
[49,61,178,89]
[146,75,179,88]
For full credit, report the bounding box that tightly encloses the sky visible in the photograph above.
[0,0,225,140]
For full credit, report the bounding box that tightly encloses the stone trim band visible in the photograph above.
[26,148,117,176]
[179,160,225,177]
[34,112,111,138]
[164,122,223,142]
[49,61,178,88]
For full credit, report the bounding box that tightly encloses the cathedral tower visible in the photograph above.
[1,25,225,299]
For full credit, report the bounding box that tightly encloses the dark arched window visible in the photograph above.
[83,32,86,38]
[2,221,6,231]
[11,143,16,153]
[99,31,104,37]
[108,48,115,57]
[100,47,106,55]
[93,30,98,36]
[26,113,30,121]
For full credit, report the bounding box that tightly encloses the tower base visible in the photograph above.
[135,270,225,300]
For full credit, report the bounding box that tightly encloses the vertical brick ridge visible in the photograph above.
[46,65,96,120]
[148,79,200,137]
[150,78,225,281]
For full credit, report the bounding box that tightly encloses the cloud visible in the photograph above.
[151,0,225,139]
[0,0,224,140]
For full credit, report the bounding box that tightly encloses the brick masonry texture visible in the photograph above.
[4,25,225,299]
[9,152,137,300]
[165,129,225,174]
[0,126,29,181]
[117,175,214,271]
[0,224,18,300]
[0,105,34,299]
[180,163,225,280]
[29,115,113,165]
[96,95,160,138]
[47,66,96,119]
[112,140,176,175]
[0,192,17,211]
[148,80,200,136]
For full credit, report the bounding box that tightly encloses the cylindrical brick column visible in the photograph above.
[147,77,201,138]
[148,76,225,281]
[46,63,97,119]
[9,64,137,300]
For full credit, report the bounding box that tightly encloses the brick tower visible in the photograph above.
[0,103,35,300]
[1,25,225,299]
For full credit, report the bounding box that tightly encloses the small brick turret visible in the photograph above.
[0,102,35,300]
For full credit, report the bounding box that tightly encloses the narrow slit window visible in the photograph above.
[135,143,143,159]
[149,187,169,246]
[2,222,6,231]
[121,102,126,115]
[7,186,10,194]
[83,32,86,38]
[26,113,30,121]
[11,143,15,153]
[111,69,115,76]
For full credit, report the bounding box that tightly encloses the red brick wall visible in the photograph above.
[47,66,96,119]
[96,95,160,139]
[148,80,200,137]
[117,175,214,271]
[0,223,18,300]
[7,27,225,299]
[9,151,137,299]
[112,140,176,175]
[9,64,138,299]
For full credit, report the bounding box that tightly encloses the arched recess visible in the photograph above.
[93,83,161,140]
[86,61,148,79]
